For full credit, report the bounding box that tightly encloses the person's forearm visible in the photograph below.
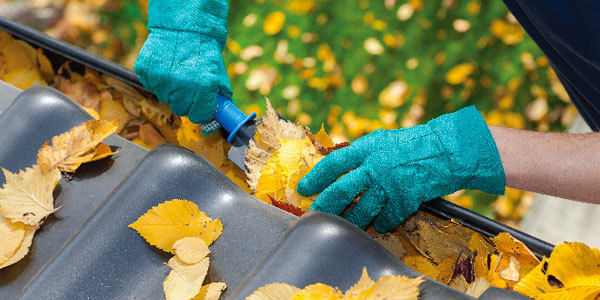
[489,125,600,203]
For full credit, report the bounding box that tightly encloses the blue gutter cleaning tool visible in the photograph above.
[215,94,257,143]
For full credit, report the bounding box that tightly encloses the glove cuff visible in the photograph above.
[147,0,229,47]
[427,106,505,195]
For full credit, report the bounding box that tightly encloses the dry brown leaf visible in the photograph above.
[402,213,470,264]
[37,119,119,172]
[164,256,210,300]
[245,283,301,300]
[129,199,223,253]
[0,165,61,226]
[139,123,167,148]
[172,237,210,265]
[374,232,406,258]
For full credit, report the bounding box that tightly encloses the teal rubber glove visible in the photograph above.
[134,0,233,130]
[297,106,505,232]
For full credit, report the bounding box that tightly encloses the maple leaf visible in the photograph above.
[513,242,600,299]
[0,165,61,226]
[37,119,119,172]
[172,237,211,265]
[163,256,210,300]
[129,199,223,253]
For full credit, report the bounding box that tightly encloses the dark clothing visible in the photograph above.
[503,1,600,131]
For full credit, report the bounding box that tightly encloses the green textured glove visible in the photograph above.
[297,106,505,232]
[134,0,233,130]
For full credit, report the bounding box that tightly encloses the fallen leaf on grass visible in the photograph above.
[37,119,119,172]
[0,165,61,226]
[129,199,223,253]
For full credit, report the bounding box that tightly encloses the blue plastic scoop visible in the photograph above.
[214,94,258,171]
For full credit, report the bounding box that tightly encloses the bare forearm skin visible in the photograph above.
[489,125,600,204]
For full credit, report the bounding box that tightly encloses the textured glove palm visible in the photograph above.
[297,106,505,232]
[134,0,232,129]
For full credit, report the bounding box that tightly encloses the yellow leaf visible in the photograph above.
[99,95,130,133]
[446,63,474,85]
[491,232,539,287]
[449,274,469,293]
[177,117,227,168]
[193,282,227,300]
[132,138,153,150]
[36,48,54,82]
[164,256,210,300]
[172,237,210,265]
[246,98,306,192]
[465,277,491,298]
[0,165,61,226]
[87,142,116,162]
[487,254,508,289]
[367,275,423,300]
[264,12,285,35]
[403,256,439,279]
[290,283,342,300]
[314,124,334,148]
[469,232,494,279]
[514,242,600,299]
[436,257,456,285]
[344,267,374,298]
[129,199,222,253]
[0,222,36,269]
[245,283,301,300]
[0,214,26,265]
[37,119,119,172]
[83,107,100,120]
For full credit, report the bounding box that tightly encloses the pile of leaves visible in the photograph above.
[0,119,118,269]
[246,267,423,300]
[129,199,226,300]
[0,29,251,194]
[243,103,600,299]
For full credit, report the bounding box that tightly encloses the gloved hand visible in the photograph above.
[134,0,233,131]
[297,106,505,232]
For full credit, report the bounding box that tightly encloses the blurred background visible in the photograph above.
[0,0,581,230]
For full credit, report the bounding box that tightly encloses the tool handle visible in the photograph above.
[214,94,257,143]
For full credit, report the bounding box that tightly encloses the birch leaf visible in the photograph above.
[173,237,210,265]
[37,119,119,172]
[0,218,36,269]
[193,282,227,300]
[129,199,222,253]
[513,242,600,299]
[0,214,26,265]
[246,283,301,300]
[0,165,61,226]
[163,256,210,300]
